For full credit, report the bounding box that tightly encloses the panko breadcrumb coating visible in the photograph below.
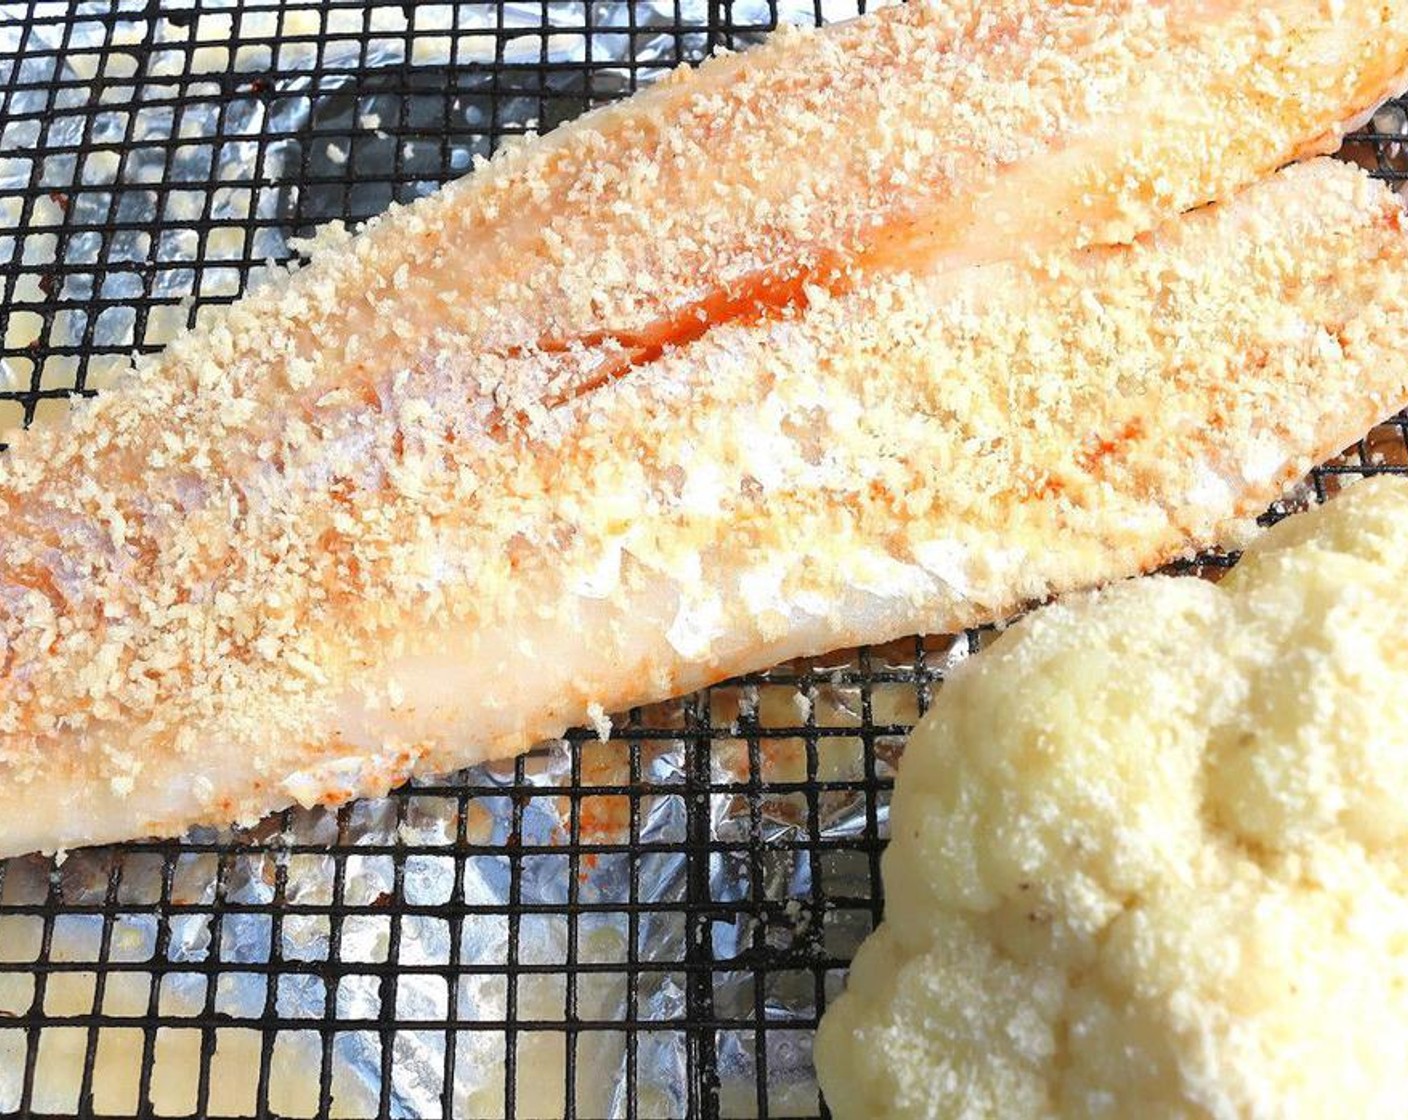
[816,475,1408,1120]
[0,0,1406,855]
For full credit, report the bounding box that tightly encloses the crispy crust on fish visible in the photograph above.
[1,0,1407,854]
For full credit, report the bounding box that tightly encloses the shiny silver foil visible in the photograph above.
[0,648,949,1115]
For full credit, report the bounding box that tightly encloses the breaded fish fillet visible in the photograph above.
[1,157,1404,857]
[352,0,1408,367]
[69,1,1407,400]
[1,0,1407,856]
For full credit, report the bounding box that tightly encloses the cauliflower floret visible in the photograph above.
[816,475,1408,1119]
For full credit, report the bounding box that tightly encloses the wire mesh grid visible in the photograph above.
[0,1,1405,1116]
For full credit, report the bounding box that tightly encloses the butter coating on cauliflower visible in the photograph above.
[816,476,1408,1119]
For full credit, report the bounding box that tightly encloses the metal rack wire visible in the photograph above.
[0,1,1405,1117]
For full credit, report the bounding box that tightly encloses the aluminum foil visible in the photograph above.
[0,642,951,1116]
[0,2,926,1115]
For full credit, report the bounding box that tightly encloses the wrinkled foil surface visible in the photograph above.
[1,647,951,1115]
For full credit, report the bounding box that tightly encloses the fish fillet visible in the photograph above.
[1,156,1405,857]
[1,0,1407,855]
[90,2,1408,390]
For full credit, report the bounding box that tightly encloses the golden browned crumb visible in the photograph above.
[0,0,1405,854]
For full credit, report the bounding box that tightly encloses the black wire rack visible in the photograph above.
[0,2,1406,1117]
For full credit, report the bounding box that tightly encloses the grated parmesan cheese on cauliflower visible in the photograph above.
[816,475,1408,1119]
